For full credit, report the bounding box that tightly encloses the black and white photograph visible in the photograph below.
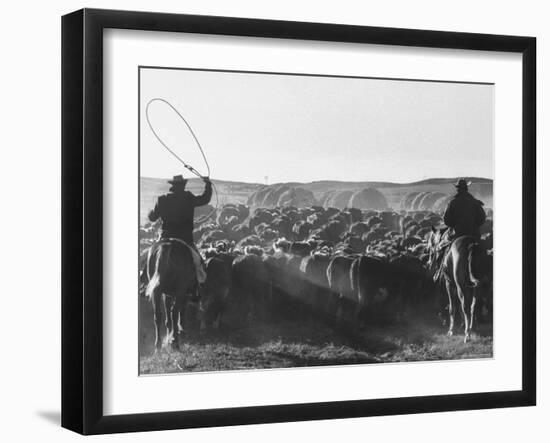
[138,67,494,374]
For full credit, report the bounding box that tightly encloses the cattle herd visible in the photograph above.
[139,194,494,340]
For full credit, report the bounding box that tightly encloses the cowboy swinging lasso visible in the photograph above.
[139,99,216,351]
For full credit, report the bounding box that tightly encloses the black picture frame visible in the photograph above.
[61,8,536,435]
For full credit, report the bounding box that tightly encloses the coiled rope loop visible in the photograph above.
[145,98,218,224]
[145,98,211,179]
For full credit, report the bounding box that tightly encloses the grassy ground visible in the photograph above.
[139,297,493,375]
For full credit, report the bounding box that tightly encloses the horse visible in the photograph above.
[427,227,485,342]
[145,239,197,352]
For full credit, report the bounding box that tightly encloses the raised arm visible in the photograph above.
[192,178,213,207]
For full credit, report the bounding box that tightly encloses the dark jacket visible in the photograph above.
[148,181,212,244]
[443,191,486,237]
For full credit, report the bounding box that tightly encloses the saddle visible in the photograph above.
[142,238,206,286]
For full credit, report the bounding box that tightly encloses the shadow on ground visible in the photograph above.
[139,293,493,374]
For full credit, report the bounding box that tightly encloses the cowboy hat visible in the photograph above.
[167,174,188,185]
[454,178,472,189]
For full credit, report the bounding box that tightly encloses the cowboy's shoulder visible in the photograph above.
[463,192,484,205]
[447,195,460,206]
[158,193,180,205]
[171,190,195,201]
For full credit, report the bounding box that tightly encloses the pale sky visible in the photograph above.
[139,67,493,184]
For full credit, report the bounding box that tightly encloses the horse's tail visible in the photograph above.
[467,242,482,288]
[145,244,172,299]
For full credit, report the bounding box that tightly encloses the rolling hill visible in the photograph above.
[140,176,493,225]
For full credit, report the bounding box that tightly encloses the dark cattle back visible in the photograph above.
[299,254,334,319]
[200,255,234,329]
[351,255,394,322]
[230,253,270,325]
[327,255,357,323]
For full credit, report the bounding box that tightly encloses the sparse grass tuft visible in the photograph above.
[139,316,492,375]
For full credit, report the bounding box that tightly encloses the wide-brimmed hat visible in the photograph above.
[167,174,188,185]
[454,179,471,190]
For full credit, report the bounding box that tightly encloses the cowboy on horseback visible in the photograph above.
[429,179,488,342]
[433,179,486,282]
[140,174,212,288]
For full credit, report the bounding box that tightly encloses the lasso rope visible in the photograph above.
[145,98,219,224]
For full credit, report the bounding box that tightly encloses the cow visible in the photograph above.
[298,253,334,321]
[388,254,430,319]
[199,253,235,330]
[292,220,313,241]
[350,221,370,237]
[230,251,271,325]
[271,216,292,239]
[217,205,240,226]
[289,241,314,257]
[249,209,275,230]
[327,255,356,324]
[350,255,393,323]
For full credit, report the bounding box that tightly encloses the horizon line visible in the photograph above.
[140,175,493,186]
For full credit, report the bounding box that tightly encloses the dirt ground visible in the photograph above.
[139,296,493,375]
